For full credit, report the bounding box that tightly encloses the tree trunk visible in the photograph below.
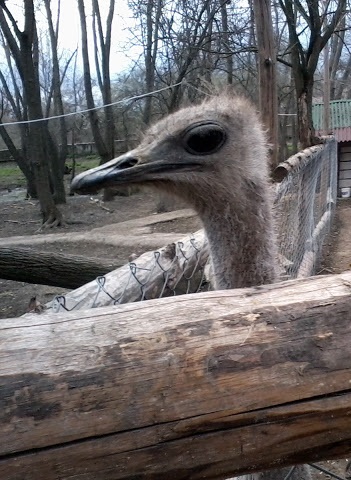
[77,0,109,162]
[29,124,63,225]
[220,0,233,85]
[20,6,63,225]
[92,0,115,158]
[45,128,66,204]
[0,0,63,226]
[296,85,315,149]
[253,0,279,171]
[0,24,36,197]
[80,0,124,200]
[44,0,68,204]
[142,0,156,125]
[335,53,351,99]
[329,15,345,100]
[91,0,119,201]
[0,247,120,289]
[25,174,38,199]
[0,122,37,197]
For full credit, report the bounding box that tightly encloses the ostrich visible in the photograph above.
[71,94,311,480]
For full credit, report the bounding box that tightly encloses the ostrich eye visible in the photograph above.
[183,122,226,155]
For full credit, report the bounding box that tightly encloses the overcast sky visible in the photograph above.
[43,0,141,75]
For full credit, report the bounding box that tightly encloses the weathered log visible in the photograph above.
[0,246,120,288]
[272,143,326,182]
[49,230,209,312]
[2,272,351,480]
[297,209,332,278]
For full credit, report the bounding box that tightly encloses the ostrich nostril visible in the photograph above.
[117,157,139,169]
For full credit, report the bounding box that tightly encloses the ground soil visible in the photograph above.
[320,198,351,275]
[0,188,202,318]
[1,189,351,479]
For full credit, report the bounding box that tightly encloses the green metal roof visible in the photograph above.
[312,99,351,130]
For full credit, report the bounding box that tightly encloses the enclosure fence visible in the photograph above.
[51,138,338,314]
[274,137,338,280]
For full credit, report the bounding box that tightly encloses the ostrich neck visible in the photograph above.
[199,190,277,290]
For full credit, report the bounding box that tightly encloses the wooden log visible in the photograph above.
[49,230,209,312]
[0,246,120,288]
[2,272,351,479]
[273,143,326,183]
[297,209,332,278]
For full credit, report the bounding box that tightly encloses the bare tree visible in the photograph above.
[219,0,233,85]
[0,0,63,226]
[167,0,220,111]
[279,0,347,148]
[77,0,121,200]
[142,0,163,125]
[77,0,110,162]
[0,37,36,197]
[92,0,116,156]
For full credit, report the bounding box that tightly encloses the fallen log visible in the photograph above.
[49,230,209,311]
[2,272,351,479]
[0,246,120,288]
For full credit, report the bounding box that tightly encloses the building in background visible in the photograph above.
[313,100,351,195]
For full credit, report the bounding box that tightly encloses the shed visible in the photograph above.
[312,99,351,194]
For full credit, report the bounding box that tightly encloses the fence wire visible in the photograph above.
[275,138,338,280]
[50,138,338,314]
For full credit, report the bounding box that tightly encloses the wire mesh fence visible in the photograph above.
[275,137,338,280]
[50,138,338,314]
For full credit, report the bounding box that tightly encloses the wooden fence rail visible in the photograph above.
[2,272,351,479]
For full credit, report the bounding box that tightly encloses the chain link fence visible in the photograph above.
[274,137,338,280]
[50,138,338,314]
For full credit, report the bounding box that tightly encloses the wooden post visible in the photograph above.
[323,42,331,134]
[253,0,279,171]
[323,0,331,135]
[2,272,351,479]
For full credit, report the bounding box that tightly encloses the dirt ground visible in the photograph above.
[320,198,351,275]
[1,190,351,479]
[0,188,202,318]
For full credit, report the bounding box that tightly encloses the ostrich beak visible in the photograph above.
[71,150,202,195]
[70,153,143,195]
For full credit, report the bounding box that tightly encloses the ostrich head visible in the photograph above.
[71,95,269,215]
[71,95,277,289]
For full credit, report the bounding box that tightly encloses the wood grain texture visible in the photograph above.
[48,229,209,311]
[2,272,351,479]
[0,246,119,288]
